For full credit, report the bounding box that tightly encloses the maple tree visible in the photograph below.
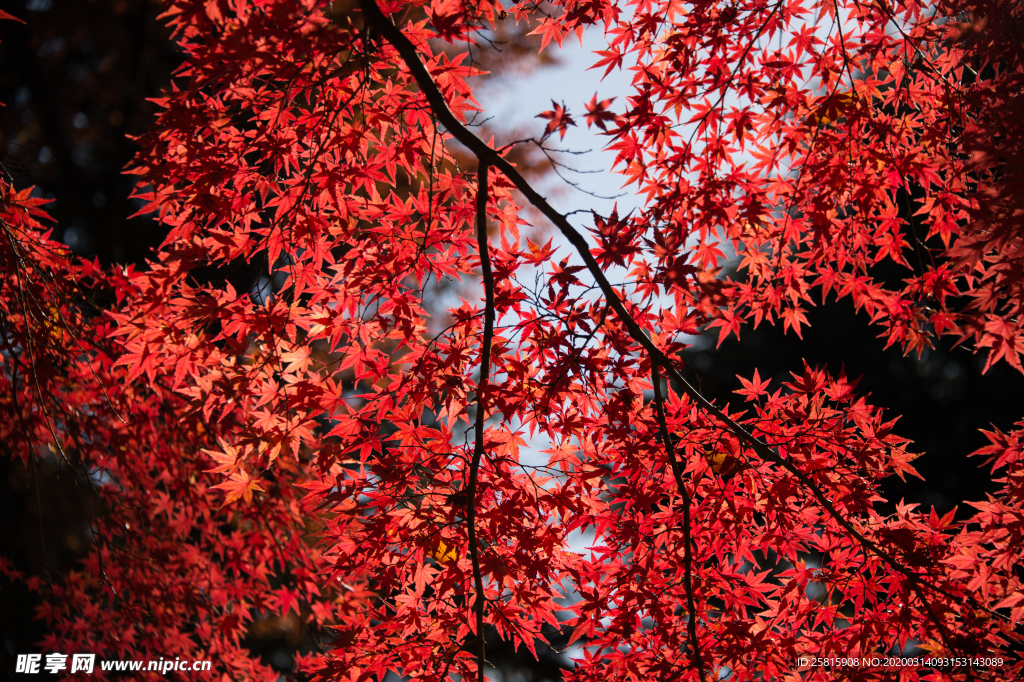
[2,0,1024,679]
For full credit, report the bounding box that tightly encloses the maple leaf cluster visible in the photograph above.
[2,0,1024,680]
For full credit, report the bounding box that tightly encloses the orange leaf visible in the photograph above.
[211,470,264,506]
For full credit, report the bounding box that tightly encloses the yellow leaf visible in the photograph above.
[428,537,459,565]
[704,448,743,477]
[808,91,858,127]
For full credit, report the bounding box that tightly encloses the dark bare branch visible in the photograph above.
[468,160,492,682]
[651,359,706,682]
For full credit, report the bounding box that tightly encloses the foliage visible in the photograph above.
[2,0,1024,680]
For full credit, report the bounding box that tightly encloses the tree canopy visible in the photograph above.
[2,0,1024,680]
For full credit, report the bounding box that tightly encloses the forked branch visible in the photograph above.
[357,0,959,659]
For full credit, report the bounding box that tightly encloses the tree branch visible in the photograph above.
[652,360,706,682]
[468,160,492,682]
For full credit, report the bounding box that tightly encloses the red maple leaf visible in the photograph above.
[272,586,303,618]
[735,369,770,401]
[584,94,617,131]
[536,100,576,140]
